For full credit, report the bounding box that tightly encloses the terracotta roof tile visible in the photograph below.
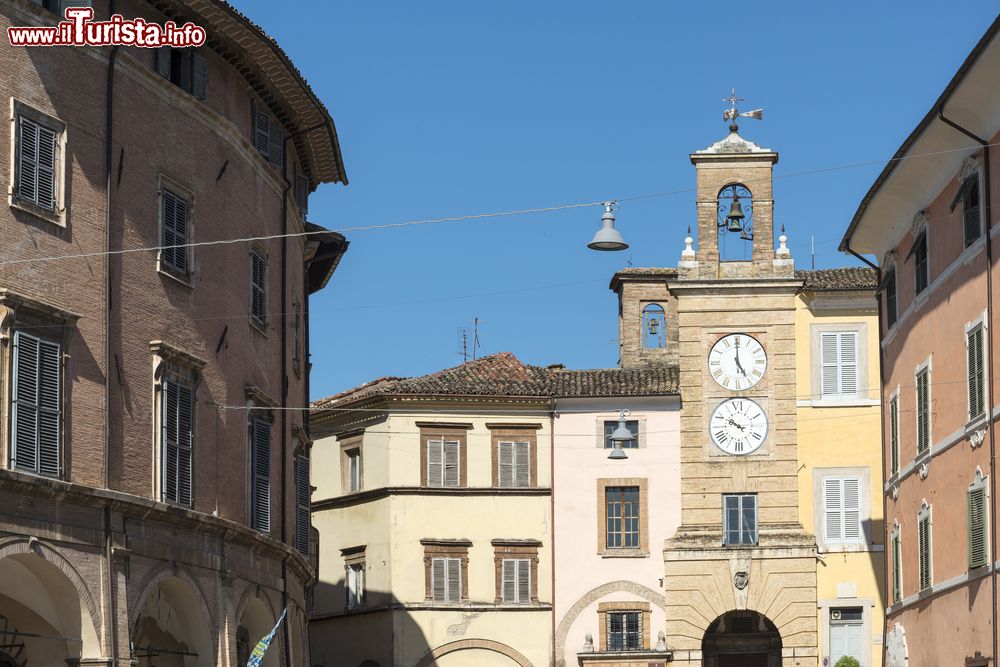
[796,268,878,291]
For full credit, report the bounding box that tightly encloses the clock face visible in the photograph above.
[710,398,768,455]
[708,334,767,390]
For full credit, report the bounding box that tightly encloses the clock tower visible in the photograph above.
[612,101,817,667]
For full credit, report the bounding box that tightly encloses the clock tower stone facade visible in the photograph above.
[613,124,818,667]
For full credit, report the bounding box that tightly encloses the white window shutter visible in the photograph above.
[516,559,530,603]
[192,52,207,101]
[498,441,513,487]
[824,478,843,543]
[431,558,445,600]
[843,478,862,543]
[839,332,858,396]
[515,441,530,487]
[502,559,516,602]
[444,440,460,487]
[446,558,461,601]
[427,440,443,487]
[820,333,839,397]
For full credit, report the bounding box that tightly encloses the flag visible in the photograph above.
[246,607,287,667]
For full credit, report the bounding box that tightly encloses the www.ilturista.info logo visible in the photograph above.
[8,7,206,47]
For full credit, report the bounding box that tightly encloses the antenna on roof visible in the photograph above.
[457,318,481,363]
[472,317,480,361]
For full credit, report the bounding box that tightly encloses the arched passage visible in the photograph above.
[0,543,102,665]
[236,593,280,667]
[414,639,533,667]
[132,572,215,667]
[702,610,782,667]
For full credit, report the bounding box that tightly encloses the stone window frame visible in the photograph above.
[0,289,79,479]
[965,312,988,425]
[917,500,932,592]
[421,538,471,604]
[968,468,989,570]
[418,422,470,488]
[341,545,366,611]
[888,386,900,477]
[594,414,648,449]
[809,322,869,405]
[487,423,541,488]
[597,601,651,652]
[9,99,67,227]
[813,467,872,553]
[491,539,541,605]
[596,478,648,557]
[339,433,363,495]
[818,596,876,667]
[150,341,206,507]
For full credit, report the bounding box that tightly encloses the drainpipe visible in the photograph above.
[937,110,998,667]
[549,397,557,667]
[843,242,887,667]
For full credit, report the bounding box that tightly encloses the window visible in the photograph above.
[606,486,640,549]
[608,611,642,651]
[889,394,899,476]
[420,425,468,487]
[346,562,365,609]
[155,46,207,100]
[431,558,461,602]
[339,435,362,494]
[951,173,982,247]
[14,113,58,212]
[916,365,930,455]
[823,478,862,545]
[294,171,309,215]
[292,301,301,377]
[968,324,985,421]
[820,331,858,399]
[910,231,928,295]
[918,505,932,591]
[969,472,989,569]
[642,304,666,349]
[891,524,902,603]
[883,267,897,329]
[421,539,469,603]
[829,607,864,667]
[159,186,190,276]
[250,418,271,532]
[161,378,193,506]
[294,454,311,555]
[10,331,61,478]
[723,494,757,545]
[497,440,530,487]
[345,448,361,493]
[253,108,284,169]
[604,419,638,449]
[492,540,540,604]
[250,250,267,328]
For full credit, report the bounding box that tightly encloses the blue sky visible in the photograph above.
[236,1,998,399]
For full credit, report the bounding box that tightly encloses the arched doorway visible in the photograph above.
[236,595,280,667]
[132,575,214,666]
[702,610,782,667]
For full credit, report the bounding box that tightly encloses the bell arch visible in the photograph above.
[717,182,754,260]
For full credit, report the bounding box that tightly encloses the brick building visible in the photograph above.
[0,1,347,665]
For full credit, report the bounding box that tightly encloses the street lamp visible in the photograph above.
[588,202,628,251]
[607,409,633,460]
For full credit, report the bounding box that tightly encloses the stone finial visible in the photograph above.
[655,631,667,651]
[682,226,696,260]
[775,225,791,260]
[581,633,594,652]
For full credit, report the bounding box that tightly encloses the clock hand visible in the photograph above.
[727,418,746,432]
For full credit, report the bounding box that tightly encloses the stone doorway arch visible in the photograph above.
[702,610,782,667]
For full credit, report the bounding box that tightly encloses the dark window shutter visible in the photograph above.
[161,188,188,274]
[16,117,38,205]
[918,515,931,590]
[35,125,57,211]
[885,268,897,328]
[156,46,172,79]
[254,110,271,157]
[916,370,929,454]
[294,173,309,215]
[61,0,94,9]
[968,326,985,420]
[250,251,266,325]
[294,455,311,554]
[892,532,902,602]
[162,380,193,506]
[11,332,61,478]
[251,419,271,532]
[192,52,208,101]
[889,396,899,475]
[268,121,284,169]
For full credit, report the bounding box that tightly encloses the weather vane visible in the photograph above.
[722,88,763,132]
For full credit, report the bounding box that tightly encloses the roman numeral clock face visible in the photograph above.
[710,398,768,455]
[708,334,767,390]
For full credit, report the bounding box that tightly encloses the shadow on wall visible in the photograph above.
[310,580,431,667]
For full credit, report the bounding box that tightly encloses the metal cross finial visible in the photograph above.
[724,88,744,108]
[721,88,763,132]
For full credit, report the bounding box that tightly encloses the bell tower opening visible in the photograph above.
[717,183,754,261]
[702,610,782,667]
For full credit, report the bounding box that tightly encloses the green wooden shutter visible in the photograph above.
[161,189,188,273]
[889,395,900,475]
[892,531,902,602]
[969,486,988,568]
[916,369,929,454]
[968,326,985,420]
[254,109,271,157]
[918,515,931,590]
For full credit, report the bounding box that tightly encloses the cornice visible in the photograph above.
[312,486,552,511]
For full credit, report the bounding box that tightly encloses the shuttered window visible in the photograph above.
[427,438,460,487]
[253,109,284,168]
[294,455,311,555]
[884,267,898,329]
[250,418,271,533]
[918,511,932,591]
[161,379,193,506]
[912,232,929,295]
[891,527,902,603]
[431,557,461,602]
[294,172,309,215]
[820,331,858,399]
[498,440,530,487]
[969,483,988,569]
[160,187,189,274]
[889,395,899,475]
[10,332,61,478]
[951,174,982,247]
[968,325,986,421]
[16,115,57,211]
[250,250,266,327]
[155,47,207,101]
[824,477,863,544]
[916,367,930,454]
[501,559,531,604]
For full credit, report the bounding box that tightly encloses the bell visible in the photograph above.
[728,198,745,220]
[647,319,660,335]
[588,203,628,252]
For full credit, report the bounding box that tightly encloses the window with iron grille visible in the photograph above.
[604,420,639,449]
[723,494,757,545]
[918,508,932,591]
[823,478,862,545]
[161,378,193,506]
[607,611,642,651]
[820,331,859,399]
[497,440,530,487]
[155,46,207,100]
[606,486,640,548]
[250,418,271,532]
[891,525,902,603]
[968,324,985,421]
[969,474,989,569]
[294,454,311,555]
[15,114,58,212]
[250,250,267,327]
[912,232,929,295]
[889,395,899,476]
[426,438,461,487]
[253,108,284,169]
[430,557,462,602]
[160,187,190,275]
[884,267,897,329]
[916,366,930,455]
[501,559,531,604]
[10,331,61,478]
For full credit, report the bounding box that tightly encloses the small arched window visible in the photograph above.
[642,304,666,350]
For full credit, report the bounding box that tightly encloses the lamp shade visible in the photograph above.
[588,207,628,251]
